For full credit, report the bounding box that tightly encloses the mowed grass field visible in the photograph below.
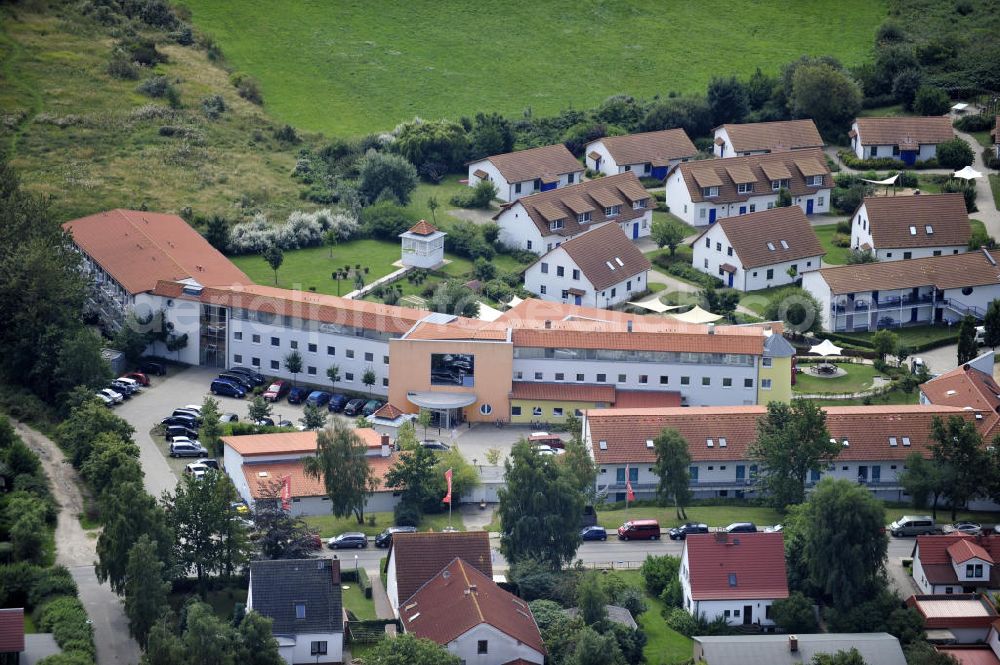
[183,0,886,136]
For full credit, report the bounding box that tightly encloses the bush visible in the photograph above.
[136,76,171,98]
[445,221,495,260]
[0,563,39,607]
[228,209,355,254]
[954,114,995,132]
[640,555,680,597]
[942,179,977,212]
[358,151,418,205]
[393,502,420,527]
[359,202,411,241]
[984,148,1000,171]
[274,124,299,144]
[837,150,905,171]
[528,600,566,631]
[509,558,561,601]
[771,591,818,633]
[37,596,94,658]
[763,287,823,333]
[450,180,496,209]
[200,94,226,119]
[230,72,263,105]
[29,567,78,608]
[835,220,852,234]
[664,607,699,637]
[659,579,684,609]
[831,232,851,248]
[937,138,975,169]
[107,53,139,80]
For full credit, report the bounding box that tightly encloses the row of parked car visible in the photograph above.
[159,402,240,459]
[575,520,764,543]
[95,371,154,406]
[262,379,384,416]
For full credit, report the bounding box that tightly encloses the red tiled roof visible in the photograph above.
[372,403,405,420]
[586,405,973,465]
[936,646,1000,665]
[592,129,698,166]
[511,382,615,403]
[674,148,830,205]
[614,390,682,408]
[907,595,998,631]
[920,364,1000,439]
[543,222,651,290]
[407,220,438,236]
[861,194,970,249]
[693,206,824,269]
[854,116,954,147]
[814,249,1000,294]
[684,532,788,600]
[949,539,995,565]
[390,532,493,606]
[0,609,24,653]
[64,209,251,295]
[223,428,384,456]
[401,558,545,655]
[482,144,583,183]
[915,535,1000,587]
[716,120,823,153]
[241,454,396,499]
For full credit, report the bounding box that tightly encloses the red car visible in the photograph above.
[263,380,290,402]
[122,371,150,386]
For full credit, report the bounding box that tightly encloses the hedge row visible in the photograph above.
[37,596,94,660]
[836,149,939,171]
[818,331,958,354]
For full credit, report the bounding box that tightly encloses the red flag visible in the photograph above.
[625,465,635,502]
[443,468,453,504]
[280,475,292,511]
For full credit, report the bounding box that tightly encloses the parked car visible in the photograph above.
[277,420,294,428]
[262,380,290,402]
[362,400,383,417]
[218,372,253,391]
[210,378,246,398]
[162,414,198,428]
[343,398,366,416]
[529,432,565,449]
[889,515,936,537]
[949,521,983,536]
[184,462,210,478]
[328,532,367,549]
[197,458,220,470]
[580,526,608,541]
[374,526,417,548]
[219,412,239,423]
[254,417,275,427]
[227,366,266,386]
[533,444,564,456]
[169,439,208,458]
[668,523,710,540]
[165,425,199,442]
[122,371,149,386]
[140,360,166,376]
[115,377,143,393]
[725,522,758,534]
[617,520,661,541]
[95,392,114,406]
[181,404,202,416]
[287,386,310,404]
[306,391,332,407]
[327,393,349,412]
[172,408,202,423]
[421,440,451,452]
[99,388,124,404]
[108,381,134,398]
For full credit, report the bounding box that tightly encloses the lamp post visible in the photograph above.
[354,554,358,573]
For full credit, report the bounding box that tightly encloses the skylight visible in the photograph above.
[706,438,714,447]
[599,440,607,450]
[889,437,897,446]
[780,240,789,249]
[925,225,934,234]
[645,439,655,449]
[842,439,849,447]
[766,242,776,251]
[606,261,615,270]
[719,437,727,448]
[295,603,306,619]
[728,573,737,587]
[902,437,911,446]
[909,226,917,235]
[615,257,624,266]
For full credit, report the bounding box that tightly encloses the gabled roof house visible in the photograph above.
[523,222,651,307]
[850,116,954,164]
[850,193,970,262]
[912,535,1000,595]
[385,531,493,616]
[713,119,823,158]
[467,144,584,203]
[691,206,824,291]
[585,129,698,180]
[920,351,1000,440]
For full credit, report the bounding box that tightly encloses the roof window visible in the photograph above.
[615,257,624,266]
[645,439,655,449]
[295,603,306,619]
[706,438,714,447]
[902,437,911,446]
[719,437,727,448]
[728,573,737,587]
[842,439,849,447]
[599,440,607,450]
[606,261,615,270]
[889,437,897,447]
[780,240,789,249]
[766,242,776,251]
[909,226,917,235]
[925,225,934,235]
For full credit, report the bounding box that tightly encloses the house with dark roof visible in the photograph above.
[399,558,545,665]
[912,535,1000,595]
[802,248,1000,332]
[680,532,788,626]
[850,116,954,164]
[920,351,1000,440]
[584,129,697,180]
[693,633,906,665]
[385,531,493,616]
[467,144,584,203]
[247,559,344,664]
[850,193,970,261]
[907,594,999,644]
[690,206,824,291]
[664,148,832,226]
[0,608,24,664]
[523,223,651,307]
[713,120,823,158]
[494,172,653,255]
[582,404,974,502]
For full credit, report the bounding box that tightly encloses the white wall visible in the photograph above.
[851,204,968,260]
[447,623,544,665]
[145,294,202,365]
[585,140,618,175]
[285,631,343,665]
[496,203,547,253]
[523,247,649,307]
[691,225,821,292]
[713,128,732,158]
[468,159,514,201]
[666,171,830,227]
[690,597,780,627]
[802,272,833,330]
[386,552,400,615]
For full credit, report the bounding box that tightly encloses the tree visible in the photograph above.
[97,480,174,595]
[913,86,952,116]
[892,69,923,110]
[567,626,627,665]
[385,443,439,512]
[357,150,419,204]
[771,591,818,633]
[651,217,686,256]
[262,244,283,285]
[904,641,962,665]
[55,327,113,396]
[417,409,433,442]
[749,400,838,510]
[561,436,597,501]
[199,397,223,456]
[811,650,868,665]
[299,403,326,430]
[251,498,321,560]
[791,478,887,610]
[899,452,946,518]
[123,535,170,649]
[283,350,302,386]
[303,419,378,524]
[984,300,1000,349]
[652,429,693,519]
[204,215,230,251]
[80,433,142,495]
[323,228,338,259]
[497,440,583,569]
[473,256,496,281]
[777,186,793,207]
[183,601,238,665]
[237,612,284,665]
[431,445,479,507]
[931,415,989,519]
[394,119,469,179]
[165,471,248,594]
[366,634,460,665]
[362,366,377,396]
[958,314,978,365]
[707,76,749,126]
[247,396,272,424]
[577,571,608,627]
[431,280,480,318]
[56,398,135,468]
[871,329,898,363]
[937,138,975,170]
[789,63,862,138]
[762,286,822,334]
[699,287,739,322]
[326,364,341,392]
[142,616,185,665]
[469,111,515,160]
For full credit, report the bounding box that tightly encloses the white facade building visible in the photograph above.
[850,193,970,262]
[467,144,583,203]
[712,119,823,158]
[585,129,697,180]
[399,219,446,269]
[850,117,954,164]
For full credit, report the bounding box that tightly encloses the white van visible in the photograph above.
[976,326,986,346]
[889,515,935,537]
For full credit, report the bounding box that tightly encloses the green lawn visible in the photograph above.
[805,386,921,407]
[183,0,885,136]
[970,130,994,150]
[342,581,376,620]
[303,511,461,538]
[839,325,958,348]
[793,363,882,395]
[739,285,791,317]
[613,571,693,665]
[169,586,248,621]
[857,104,908,118]
[404,175,483,228]
[814,223,851,265]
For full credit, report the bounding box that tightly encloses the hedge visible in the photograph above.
[357,567,372,599]
[37,596,95,660]
[818,331,958,354]
[836,149,939,171]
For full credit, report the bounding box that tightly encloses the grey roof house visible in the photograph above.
[248,559,345,665]
[693,633,906,665]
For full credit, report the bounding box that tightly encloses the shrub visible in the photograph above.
[659,579,684,609]
[107,53,139,80]
[898,171,919,188]
[640,555,680,597]
[509,558,560,601]
[37,596,94,658]
[393,502,420,527]
[943,179,977,212]
[360,202,411,241]
[617,587,648,617]
[831,232,851,248]
[274,124,299,144]
[230,72,263,105]
[0,562,40,607]
[136,76,171,98]
[357,151,418,205]
[200,94,226,119]
[664,607,699,637]
[772,591,818,633]
[450,180,496,209]
[835,220,852,234]
[763,286,823,334]
[837,150,906,171]
[445,221,495,260]
[983,148,1000,171]
[954,114,995,132]
[937,138,975,169]
[28,567,77,608]
[228,209,353,254]
[528,600,566,631]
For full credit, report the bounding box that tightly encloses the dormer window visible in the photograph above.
[702,187,720,198]
[577,212,591,224]
[604,205,622,217]
[633,199,648,210]
[771,179,789,191]
[967,563,984,578]
[549,219,564,231]
[737,182,753,194]
[808,175,824,186]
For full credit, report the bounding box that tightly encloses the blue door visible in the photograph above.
[872,465,881,483]
[727,271,734,288]
[689,466,699,483]
[739,206,747,215]
[806,199,814,215]
[708,209,717,224]
[632,223,639,239]
[736,465,745,482]
[901,151,917,166]
[651,166,668,180]
[574,295,582,306]
[540,181,557,192]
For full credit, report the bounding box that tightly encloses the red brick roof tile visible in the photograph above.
[685,532,788,600]
[0,609,24,653]
[854,116,954,147]
[483,144,583,183]
[716,120,823,153]
[920,364,1000,439]
[674,148,830,205]
[544,222,651,290]
[407,220,438,236]
[693,206,824,269]
[390,532,493,607]
[593,129,698,166]
[861,194,970,249]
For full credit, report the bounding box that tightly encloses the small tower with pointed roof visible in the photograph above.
[399,219,446,269]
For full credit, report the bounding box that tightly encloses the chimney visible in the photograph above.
[789,636,799,653]
[707,322,715,335]
[627,320,633,333]
[544,320,552,329]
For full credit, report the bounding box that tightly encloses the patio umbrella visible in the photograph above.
[668,305,722,324]
[809,339,843,356]
[953,165,983,180]
[626,297,683,314]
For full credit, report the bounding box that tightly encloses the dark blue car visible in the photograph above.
[327,393,349,412]
[211,378,246,399]
[580,526,607,541]
[287,386,309,404]
[306,391,332,407]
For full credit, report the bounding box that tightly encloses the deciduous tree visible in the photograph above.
[651,217,685,256]
[789,63,862,138]
[358,151,418,204]
[931,415,989,519]
[653,429,692,519]
[872,329,898,363]
[56,399,135,468]
[706,76,749,125]
[771,591,818,633]
[123,535,170,649]
[362,366,377,396]
[300,403,326,430]
[97,480,174,594]
[199,397,223,456]
[326,364,341,392]
[366,634,460,665]
[561,436,597,502]
[303,419,378,524]
[247,396,272,424]
[984,300,1000,349]
[56,328,112,395]
[899,452,946,518]
[577,571,608,627]
[262,244,283,285]
[283,350,302,386]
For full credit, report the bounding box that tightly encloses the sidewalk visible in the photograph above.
[368,575,395,620]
